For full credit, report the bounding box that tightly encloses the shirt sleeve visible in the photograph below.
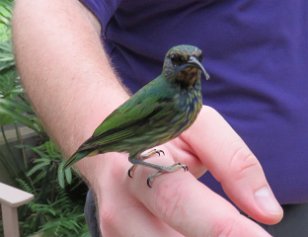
[79,0,122,34]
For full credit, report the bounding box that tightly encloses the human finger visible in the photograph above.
[181,106,283,224]
[157,142,208,178]
[129,162,273,237]
[94,154,184,237]
[98,197,183,237]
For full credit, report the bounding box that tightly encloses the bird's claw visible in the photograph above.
[128,165,136,178]
[128,149,165,179]
[146,162,188,188]
[178,163,189,171]
[154,149,165,157]
[142,148,165,159]
[147,176,154,188]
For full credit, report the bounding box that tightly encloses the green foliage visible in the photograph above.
[0,41,42,132]
[25,141,77,193]
[0,1,89,236]
[0,41,14,71]
[0,0,12,42]
[14,141,89,236]
[17,172,88,237]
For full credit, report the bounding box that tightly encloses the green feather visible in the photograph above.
[63,44,208,170]
[63,150,94,169]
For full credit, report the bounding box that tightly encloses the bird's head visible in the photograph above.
[163,45,210,88]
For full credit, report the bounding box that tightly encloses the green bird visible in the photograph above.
[64,44,210,187]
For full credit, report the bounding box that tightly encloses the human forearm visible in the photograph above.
[12,0,129,183]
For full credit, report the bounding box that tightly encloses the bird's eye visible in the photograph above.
[170,54,186,66]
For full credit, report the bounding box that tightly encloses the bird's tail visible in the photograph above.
[63,149,93,169]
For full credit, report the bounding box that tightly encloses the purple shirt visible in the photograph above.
[81,0,308,204]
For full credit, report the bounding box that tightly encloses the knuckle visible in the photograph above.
[228,141,262,180]
[212,216,240,237]
[99,203,117,230]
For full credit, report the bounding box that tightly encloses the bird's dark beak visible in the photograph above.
[188,56,210,80]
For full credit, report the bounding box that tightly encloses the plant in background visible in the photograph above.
[0,1,89,236]
[17,141,88,237]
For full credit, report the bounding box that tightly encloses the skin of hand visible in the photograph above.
[12,0,283,236]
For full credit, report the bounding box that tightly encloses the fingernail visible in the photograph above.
[254,187,282,215]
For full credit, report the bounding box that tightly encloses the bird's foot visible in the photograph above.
[147,162,188,188]
[129,149,165,178]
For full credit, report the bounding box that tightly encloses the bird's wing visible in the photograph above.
[77,78,174,151]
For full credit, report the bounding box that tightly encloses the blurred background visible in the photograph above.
[0,1,89,236]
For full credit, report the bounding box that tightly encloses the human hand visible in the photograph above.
[90,106,283,237]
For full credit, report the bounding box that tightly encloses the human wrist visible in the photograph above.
[76,152,129,196]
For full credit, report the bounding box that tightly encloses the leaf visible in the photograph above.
[0,113,12,125]
[27,158,51,176]
[16,178,33,193]
[57,162,65,188]
[64,166,72,185]
[0,101,41,132]
[0,0,12,27]
[0,42,14,70]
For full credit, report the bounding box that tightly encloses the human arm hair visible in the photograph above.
[13,0,129,187]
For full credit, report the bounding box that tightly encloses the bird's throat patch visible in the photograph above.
[176,67,199,88]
